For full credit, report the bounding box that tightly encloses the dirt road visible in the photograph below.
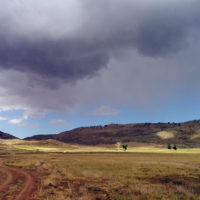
[0,166,13,191]
[0,163,35,200]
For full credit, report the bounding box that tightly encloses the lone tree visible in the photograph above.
[168,144,172,150]
[122,144,128,151]
[173,144,177,150]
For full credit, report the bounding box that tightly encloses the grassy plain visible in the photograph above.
[0,139,200,199]
[2,139,200,154]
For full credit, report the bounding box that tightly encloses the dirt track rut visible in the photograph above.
[0,163,35,200]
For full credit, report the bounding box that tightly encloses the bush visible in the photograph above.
[168,144,172,149]
[173,144,177,150]
[122,144,128,151]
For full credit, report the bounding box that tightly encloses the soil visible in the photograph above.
[0,162,36,200]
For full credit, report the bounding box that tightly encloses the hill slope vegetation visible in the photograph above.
[24,120,200,147]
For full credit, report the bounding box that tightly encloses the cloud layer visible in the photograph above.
[0,116,7,121]
[94,106,120,116]
[0,0,200,85]
[50,120,69,126]
[0,0,200,115]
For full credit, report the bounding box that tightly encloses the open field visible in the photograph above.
[0,140,200,199]
[1,139,200,154]
[11,144,200,154]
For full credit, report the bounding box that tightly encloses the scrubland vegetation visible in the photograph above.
[0,139,200,199]
[2,153,200,200]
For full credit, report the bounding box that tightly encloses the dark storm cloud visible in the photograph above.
[134,2,200,56]
[0,0,200,86]
[0,37,109,81]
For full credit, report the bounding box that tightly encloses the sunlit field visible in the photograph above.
[0,140,200,199]
[1,139,200,154]
[12,144,200,154]
[3,153,200,200]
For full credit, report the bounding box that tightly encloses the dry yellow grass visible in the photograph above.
[191,129,200,139]
[156,131,174,139]
[8,140,200,154]
[1,139,200,199]
[4,152,200,200]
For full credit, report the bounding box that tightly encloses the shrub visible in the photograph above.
[173,144,177,150]
[122,144,128,151]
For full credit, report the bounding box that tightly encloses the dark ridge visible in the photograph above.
[0,131,17,139]
[23,120,200,147]
[24,134,56,141]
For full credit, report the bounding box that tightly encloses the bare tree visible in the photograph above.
[115,142,121,151]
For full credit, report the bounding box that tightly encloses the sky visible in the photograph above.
[1,0,200,138]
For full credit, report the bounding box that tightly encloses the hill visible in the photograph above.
[0,131,17,139]
[25,134,56,141]
[24,120,200,147]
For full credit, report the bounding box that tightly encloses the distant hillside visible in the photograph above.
[25,134,56,141]
[24,120,200,147]
[0,131,17,139]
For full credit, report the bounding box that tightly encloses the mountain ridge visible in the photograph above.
[24,120,200,147]
[0,131,17,139]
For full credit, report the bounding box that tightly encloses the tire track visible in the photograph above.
[0,164,36,200]
[0,166,13,191]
